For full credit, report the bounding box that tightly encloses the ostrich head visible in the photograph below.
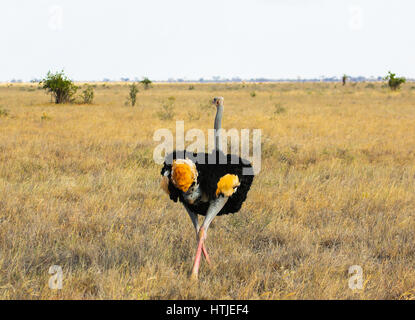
[212,97,224,107]
[171,159,198,193]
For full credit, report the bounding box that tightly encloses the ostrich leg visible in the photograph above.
[191,196,228,280]
[184,205,210,265]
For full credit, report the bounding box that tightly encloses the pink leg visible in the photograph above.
[190,197,228,279]
[191,227,206,280]
[202,243,211,265]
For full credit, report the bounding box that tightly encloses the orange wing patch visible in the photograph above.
[216,174,240,197]
[171,159,198,193]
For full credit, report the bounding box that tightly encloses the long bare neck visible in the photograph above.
[214,104,223,152]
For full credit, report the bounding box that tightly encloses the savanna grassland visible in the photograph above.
[0,81,415,300]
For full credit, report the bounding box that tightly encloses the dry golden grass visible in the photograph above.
[0,82,415,299]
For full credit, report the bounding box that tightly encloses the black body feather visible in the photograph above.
[161,151,254,216]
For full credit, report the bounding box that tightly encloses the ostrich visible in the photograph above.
[160,97,254,279]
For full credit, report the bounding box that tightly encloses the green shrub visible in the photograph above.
[250,91,256,97]
[188,111,200,121]
[140,77,152,90]
[342,74,348,86]
[41,112,51,121]
[274,103,286,115]
[157,97,175,120]
[0,107,9,117]
[384,71,406,91]
[127,83,139,106]
[40,70,78,104]
[80,85,94,104]
[188,85,195,90]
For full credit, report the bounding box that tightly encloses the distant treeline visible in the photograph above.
[4,76,414,83]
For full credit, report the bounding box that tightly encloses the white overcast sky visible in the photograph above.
[1,0,414,81]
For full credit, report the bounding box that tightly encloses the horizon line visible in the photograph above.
[3,76,415,84]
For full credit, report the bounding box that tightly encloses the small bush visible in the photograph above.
[274,103,286,115]
[384,71,406,91]
[127,83,139,106]
[188,111,200,121]
[80,85,94,104]
[188,85,195,90]
[40,70,78,104]
[342,74,347,86]
[365,83,375,89]
[140,77,152,90]
[0,107,9,117]
[41,112,51,121]
[167,96,175,103]
[250,91,256,98]
[157,97,175,120]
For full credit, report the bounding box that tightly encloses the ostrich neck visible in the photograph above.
[214,104,223,152]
